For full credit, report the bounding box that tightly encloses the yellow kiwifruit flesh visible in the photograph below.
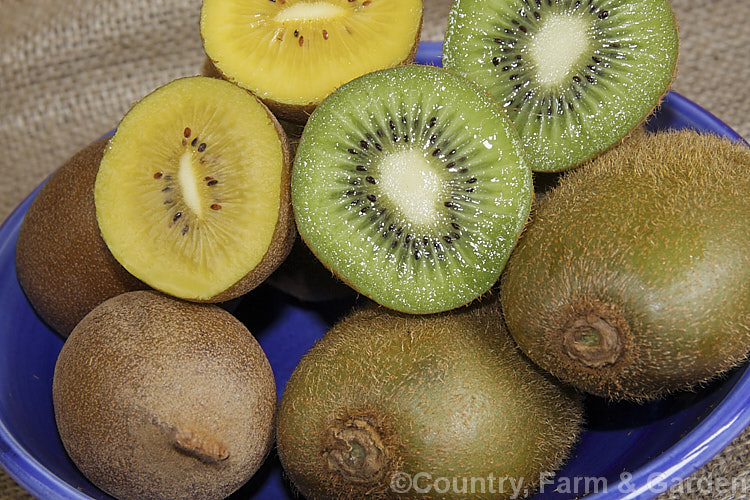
[200,0,423,121]
[95,76,293,302]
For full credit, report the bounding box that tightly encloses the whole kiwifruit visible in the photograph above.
[277,300,583,499]
[52,290,277,500]
[15,138,147,337]
[501,130,750,401]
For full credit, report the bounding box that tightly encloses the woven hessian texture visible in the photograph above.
[1,0,749,498]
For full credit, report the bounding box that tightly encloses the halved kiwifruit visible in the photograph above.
[95,76,294,302]
[292,64,532,314]
[443,0,679,172]
[200,0,423,123]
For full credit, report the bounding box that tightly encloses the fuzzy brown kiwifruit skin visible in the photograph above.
[15,138,147,337]
[277,300,583,499]
[52,290,277,500]
[501,130,750,401]
[201,105,296,303]
[532,125,651,202]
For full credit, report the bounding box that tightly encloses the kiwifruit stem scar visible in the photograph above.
[178,151,204,218]
[527,14,592,89]
[323,417,387,483]
[161,423,230,464]
[274,2,346,22]
[377,150,445,227]
[562,313,622,368]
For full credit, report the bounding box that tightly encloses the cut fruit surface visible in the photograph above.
[443,0,678,172]
[95,76,293,302]
[200,0,423,121]
[292,64,532,314]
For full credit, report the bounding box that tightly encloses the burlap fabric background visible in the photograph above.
[1,0,749,498]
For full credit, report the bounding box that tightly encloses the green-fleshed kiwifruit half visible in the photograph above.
[95,76,295,303]
[15,138,147,337]
[277,299,583,499]
[501,130,750,401]
[200,0,423,123]
[52,290,277,500]
[443,0,678,172]
[292,64,532,314]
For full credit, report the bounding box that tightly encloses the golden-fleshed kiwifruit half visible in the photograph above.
[200,0,424,123]
[53,290,277,500]
[15,138,147,337]
[95,76,295,303]
[501,130,750,401]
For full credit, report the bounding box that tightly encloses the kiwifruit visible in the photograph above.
[501,130,750,401]
[15,138,147,337]
[443,0,678,172]
[277,300,584,499]
[95,76,295,303]
[52,290,277,500]
[200,0,423,123]
[292,64,532,314]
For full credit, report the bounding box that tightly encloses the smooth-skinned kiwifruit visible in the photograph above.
[200,0,423,123]
[15,138,147,337]
[292,64,532,314]
[52,290,277,500]
[95,76,295,303]
[501,130,750,401]
[443,0,678,172]
[277,299,583,499]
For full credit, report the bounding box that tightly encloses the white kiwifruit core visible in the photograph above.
[377,150,445,227]
[273,2,347,22]
[527,13,592,90]
[178,151,204,219]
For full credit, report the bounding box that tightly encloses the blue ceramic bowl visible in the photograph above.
[1,41,749,500]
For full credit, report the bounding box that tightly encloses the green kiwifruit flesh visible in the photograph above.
[200,0,423,123]
[501,130,750,401]
[292,64,532,314]
[15,138,147,337]
[52,290,277,500]
[443,0,678,172]
[95,76,295,303]
[277,300,583,499]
